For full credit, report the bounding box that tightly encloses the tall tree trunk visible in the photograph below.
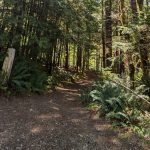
[77,43,82,72]
[85,47,90,70]
[65,24,69,69]
[120,0,125,25]
[96,48,100,71]
[65,41,69,69]
[102,0,106,68]
[137,0,144,11]
[46,44,53,74]
[105,0,112,67]
[130,0,138,22]
[73,43,76,67]
[76,21,82,72]
[82,48,86,73]
[53,40,57,69]
[57,40,62,67]
[139,26,149,80]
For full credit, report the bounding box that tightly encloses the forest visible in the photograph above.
[0,0,150,149]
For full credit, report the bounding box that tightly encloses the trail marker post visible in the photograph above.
[2,48,16,83]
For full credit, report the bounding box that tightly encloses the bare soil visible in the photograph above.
[0,76,149,150]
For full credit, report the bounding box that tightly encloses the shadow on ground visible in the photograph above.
[0,79,149,150]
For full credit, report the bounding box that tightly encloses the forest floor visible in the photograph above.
[0,73,149,150]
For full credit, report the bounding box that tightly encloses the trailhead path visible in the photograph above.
[0,75,148,150]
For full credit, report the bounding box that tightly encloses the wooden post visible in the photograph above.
[2,48,16,82]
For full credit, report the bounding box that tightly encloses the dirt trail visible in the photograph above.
[0,77,149,150]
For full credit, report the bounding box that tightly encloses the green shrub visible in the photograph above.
[80,80,150,134]
[47,68,74,89]
[9,60,31,91]
[29,63,47,93]
[80,88,93,105]
[89,81,126,114]
[142,77,150,97]
[9,58,47,93]
[0,71,12,97]
[0,71,7,93]
[0,51,6,69]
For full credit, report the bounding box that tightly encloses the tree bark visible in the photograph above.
[65,24,69,70]
[130,0,138,22]
[102,0,106,68]
[137,0,144,11]
[105,0,112,67]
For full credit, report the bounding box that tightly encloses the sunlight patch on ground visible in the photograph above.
[70,107,89,115]
[0,130,13,145]
[31,126,42,134]
[65,97,76,102]
[71,119,83,125]
[95,135,120,146]
[57,87,78,92]
[94,124,111,131]
[51,107,60,111]
[78,110,89,115]
[37,113,62,120]
[112,138,121,145]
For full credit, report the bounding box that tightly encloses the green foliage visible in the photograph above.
[28,62,48,93]
[90,81,126,114]
[80,79,150,137]
[9,59,47,93]
[0,71,7,93]
[80,87,93,105]
[141,77,150,97]
[47,68,74,89]
[10,60,31,91]
[0,51,6,68]
[30,69,47,93]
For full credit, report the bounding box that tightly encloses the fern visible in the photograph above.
[9,59,47,93]
[30,69,47,93]
[47,67,74,89]
[81,79,149,130]
[0,51,7,68]
[107,111,130,122]
[9,60,31,91]
[89,80,126,114]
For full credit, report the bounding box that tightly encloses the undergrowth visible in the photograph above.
[47,67,75,90]
[80,79,150,138]
[0,62,77,95]
[0,58,48,95]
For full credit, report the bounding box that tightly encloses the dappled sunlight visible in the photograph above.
[78,110,89,115]
[0,129,14,146]
[57,87,78,93]
[70,107,89,115]
[94,124,112,132]
[95,135,121,147]
[0,0,149,148]
[71,118,83,125]
[65,97,77,102]
[112,138,121,145]
[51,106,60,111]
[76,81,91,86]
[30,124,55,135]
[37,113,62,120]
[38,114,52,120]
[31,126,43,134]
